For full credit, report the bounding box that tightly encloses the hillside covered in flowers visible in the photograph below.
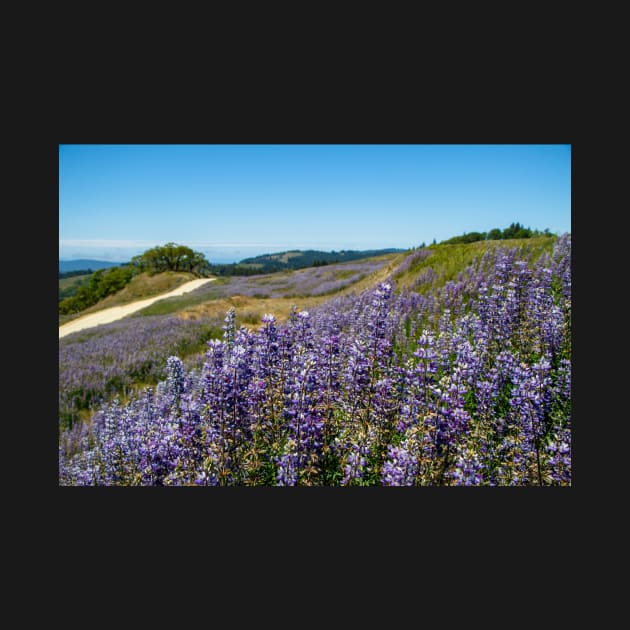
[59,235,571,486]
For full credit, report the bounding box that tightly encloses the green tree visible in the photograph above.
[131,243,210,276]
[487,228,502,240]
[502,222,524,239]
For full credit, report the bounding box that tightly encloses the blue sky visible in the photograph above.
[59,144,571,263]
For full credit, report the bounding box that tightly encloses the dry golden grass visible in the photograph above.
[176,252,407,328]
[79,271,198,315]
[178,294,325,328]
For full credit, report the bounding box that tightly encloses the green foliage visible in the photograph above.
[130,242,210,276]
[442,222,550,245]
[59,265,135,314]
[487,228,502,240]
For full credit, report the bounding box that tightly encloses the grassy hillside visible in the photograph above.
[59,236,559,430]
[393,236,556,293]
[59,233,571,485]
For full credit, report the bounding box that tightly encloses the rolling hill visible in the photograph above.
[238,247,405,272]
[59,232,571,486]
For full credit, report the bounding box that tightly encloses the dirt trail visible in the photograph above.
[59,278,215,339]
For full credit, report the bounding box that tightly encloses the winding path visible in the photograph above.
[59,278,215,339]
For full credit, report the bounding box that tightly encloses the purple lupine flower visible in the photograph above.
[340,449,367,486]
[381,444,417,486]
[222,307,236,348]
[546,428,571,485]
[448,446,484,486]
[276,439,299,486]
[332,420,376,486]
[166,356,184,411]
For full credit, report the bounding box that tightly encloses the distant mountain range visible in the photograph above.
[59,259,127,273]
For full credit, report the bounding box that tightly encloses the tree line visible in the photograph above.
[440,223,552,246]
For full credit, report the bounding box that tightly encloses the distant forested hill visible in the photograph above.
[238,248,404,273]
[59,259,127,274]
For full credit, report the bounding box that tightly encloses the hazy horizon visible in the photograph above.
[58,242,409,264]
